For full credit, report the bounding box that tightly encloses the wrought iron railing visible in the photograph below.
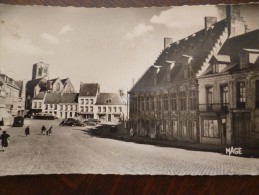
[199,103,229,112]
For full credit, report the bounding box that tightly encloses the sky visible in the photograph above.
[0,4,258,93]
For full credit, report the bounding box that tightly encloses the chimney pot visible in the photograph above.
[164,37,173,49]
[204,17,217,31]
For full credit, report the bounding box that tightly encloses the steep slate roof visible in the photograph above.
[95,93,123,105]
[14,80,23,90]
[130,19,228,93]
[34,92,46,100]
[79,83,99,96]
[26,78,44,98]
[60,93,78,103]
[155,19,227,70]
[44,93,62,104]
[48,78,58,84]
[43,93,78,104]
[219,29,259,61]
[0,74,19,89]
[14,80,24,97]
[61,78,69,85]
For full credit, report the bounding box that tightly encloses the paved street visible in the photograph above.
[0,119,258,176]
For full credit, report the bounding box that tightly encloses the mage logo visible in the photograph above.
[226,146,242,156]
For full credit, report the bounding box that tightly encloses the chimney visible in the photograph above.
[227,5,247,38]
[118,89,124,97]
[164,37,173,49]
[204,17,217,31]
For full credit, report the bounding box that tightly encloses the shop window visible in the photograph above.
[203,120,219,138]
[171,120,178,136]
[180,121,186,137]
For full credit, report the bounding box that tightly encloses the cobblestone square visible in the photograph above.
[0,119,258,176]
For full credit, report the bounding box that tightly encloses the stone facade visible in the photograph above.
[129,5,259,149]
[0,74,25,125]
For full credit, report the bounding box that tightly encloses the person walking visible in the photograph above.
[25,126,30,137]
[0,131,10,152]
[47,126,53,136]
[41,125,46,135]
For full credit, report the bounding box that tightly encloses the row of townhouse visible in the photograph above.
[0,74,26,125]
[129,5,259,148]
[31,83,127,123]
[77,83,127,122]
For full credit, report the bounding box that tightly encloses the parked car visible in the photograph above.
[12,116,24,127]
[83,119,101,126]
[33,113,55,120]
[60,118,85,127]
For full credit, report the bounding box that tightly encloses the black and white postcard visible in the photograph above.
[0,3,259,176]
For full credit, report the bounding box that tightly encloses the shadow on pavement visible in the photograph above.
[84,124,259,158]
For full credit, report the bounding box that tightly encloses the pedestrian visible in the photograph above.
[41,125,46,135]
[25,126,30,136]
[46,126,53,136]
[0,131,10,152]
[130,128,134,137]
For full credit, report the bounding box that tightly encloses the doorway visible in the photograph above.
[233,112,250,147]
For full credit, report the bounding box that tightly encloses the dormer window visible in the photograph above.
[212,64,219,73]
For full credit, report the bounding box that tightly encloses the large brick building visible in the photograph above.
[129,5,259,148]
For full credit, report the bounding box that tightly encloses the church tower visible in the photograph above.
[32,62,49,80]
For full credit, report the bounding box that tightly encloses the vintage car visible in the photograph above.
[33,113,55,120]
[12,116,24,127]
[83,119,101,126]
[59,118,85,127]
